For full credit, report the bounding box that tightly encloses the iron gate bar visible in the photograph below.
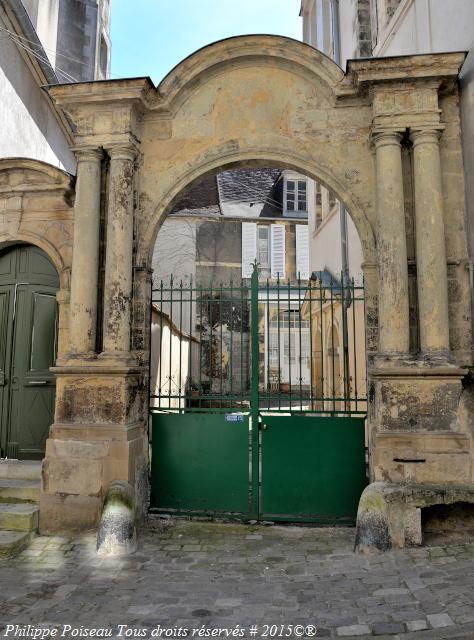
[149,264,367,413]
[250,262,260,518]
[150,263,368,522]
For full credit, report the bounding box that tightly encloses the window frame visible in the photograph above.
[283,178,308,216]
[257,224,271,278]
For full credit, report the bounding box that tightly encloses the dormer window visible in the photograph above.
[284,179,307,215]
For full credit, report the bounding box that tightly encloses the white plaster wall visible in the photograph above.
[152,217,198,335]
[338,0,359,68]
[0,14,75,173]
[347,215,364,285]
[152,217,197,287]
[376,0,474,57]
[220,202,265,218]
[311,210,342,276]
[311,209,363,283]
[35,0,59,67]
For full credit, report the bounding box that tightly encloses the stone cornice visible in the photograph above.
[339,52,466,98]
[46,77,155,108]
[348,52,466,84]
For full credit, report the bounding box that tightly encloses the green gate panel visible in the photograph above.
[151,412,250,515]
[260,415,367,523]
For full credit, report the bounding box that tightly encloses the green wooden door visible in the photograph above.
[0,245,59,459]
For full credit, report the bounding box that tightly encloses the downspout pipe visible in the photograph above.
[331,0,341,70]
[331,0,349,294]
[332,0,351,405]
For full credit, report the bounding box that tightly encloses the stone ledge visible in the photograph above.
[378,482,474,507]
[51,364,145,376]
[49,421,144,440]
[355,481,474,553]
[369,364,468,378]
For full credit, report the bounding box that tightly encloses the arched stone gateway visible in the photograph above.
[19,35,470,546]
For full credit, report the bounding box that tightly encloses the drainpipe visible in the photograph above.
[331,0,351,403]
[331,0,341,69]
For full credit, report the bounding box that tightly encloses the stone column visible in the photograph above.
[373,130,410,356]
[69,147,102,357]
[410,127,450,357]
[101,145,136,359]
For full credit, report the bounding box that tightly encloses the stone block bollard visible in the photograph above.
[96,480,137,556]
[354,482,392,553]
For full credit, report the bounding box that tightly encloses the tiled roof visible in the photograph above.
[170,168,282,216]
[171,172,221,214]
[217,168,281,203]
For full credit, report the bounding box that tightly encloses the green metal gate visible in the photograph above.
[150,263,367,523]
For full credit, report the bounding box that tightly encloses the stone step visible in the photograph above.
[0,460,42,480]
[0,479,40,503]
[0,503,38,532]
[0,530,31,558]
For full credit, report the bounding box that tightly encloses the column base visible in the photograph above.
[40,422,149,535]
[368,363,471,484]
[43,361,149,534]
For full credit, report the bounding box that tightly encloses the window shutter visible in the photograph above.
[242,222,257,278]
[271,224,286,280]
[295,224,309,281]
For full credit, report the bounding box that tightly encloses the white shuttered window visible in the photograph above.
[295,224,309,281]
[241,222,257,277]
[271,224,286,280]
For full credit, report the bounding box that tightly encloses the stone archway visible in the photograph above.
[0,158,74,369]
[42,36,472,545]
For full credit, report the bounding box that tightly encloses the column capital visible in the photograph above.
[409,126,445,147]
[371,128,405,150]
[106,143,138,162]
[71,146,103,163]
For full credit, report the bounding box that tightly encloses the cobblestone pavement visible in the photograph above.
[1,520,474,639]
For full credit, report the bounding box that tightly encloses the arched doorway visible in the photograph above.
[149,165,368,523]
[0,244,59,460]
[43,38,471,538]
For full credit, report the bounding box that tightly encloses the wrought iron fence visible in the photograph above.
[150,263,366,415]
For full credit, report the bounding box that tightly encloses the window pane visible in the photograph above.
[287,181,295,192]
[298,180,307,192]
[257,226,270,271]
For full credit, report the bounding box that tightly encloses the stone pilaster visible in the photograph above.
[373,130,410,357]
[100,145,137,361]
[68,147,102,358]
[55,288,70,366]
[410,127,450,358]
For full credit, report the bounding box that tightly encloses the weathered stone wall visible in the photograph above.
[36,37,474,535]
